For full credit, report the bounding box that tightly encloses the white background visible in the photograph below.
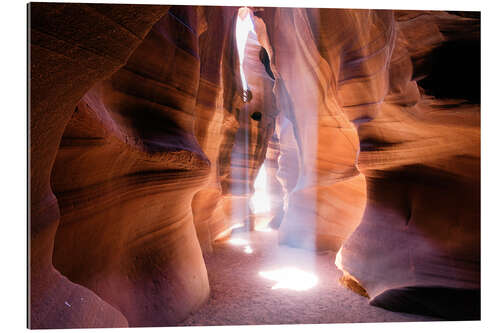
[1,0,497,332]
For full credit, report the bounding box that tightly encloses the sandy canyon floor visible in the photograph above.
[179,224,437,326]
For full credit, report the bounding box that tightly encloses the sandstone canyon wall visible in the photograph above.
[341,11,480,320]
[30,3,480,328]
[29,3,169,328]
[256,8,479,319]
[51,6,218,326]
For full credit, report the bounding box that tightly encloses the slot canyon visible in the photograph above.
[29,3,480,329]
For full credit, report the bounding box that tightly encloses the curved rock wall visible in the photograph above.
[339,11,480,319]
[51,7,215,327]
[29,3,168,328]
[191,6,239,252]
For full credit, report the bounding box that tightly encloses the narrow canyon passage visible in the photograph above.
[179,221,436,326]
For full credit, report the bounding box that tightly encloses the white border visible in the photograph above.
[2,0,498,332]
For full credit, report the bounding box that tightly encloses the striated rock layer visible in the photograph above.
[29,3,169,328]
[340,11,480,320]
[51,7,215,326]
[190,6,240,253]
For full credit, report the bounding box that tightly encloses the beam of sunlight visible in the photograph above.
[235,7,255,91]
[259,267,319,291]
[251,164,271,214]
[229,8,255,230]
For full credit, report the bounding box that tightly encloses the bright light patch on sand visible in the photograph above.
[251,165,271,214]
[228,238,253,254]
[236,7,254,90]
[259,267,319,291]
[228,238,249,246]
